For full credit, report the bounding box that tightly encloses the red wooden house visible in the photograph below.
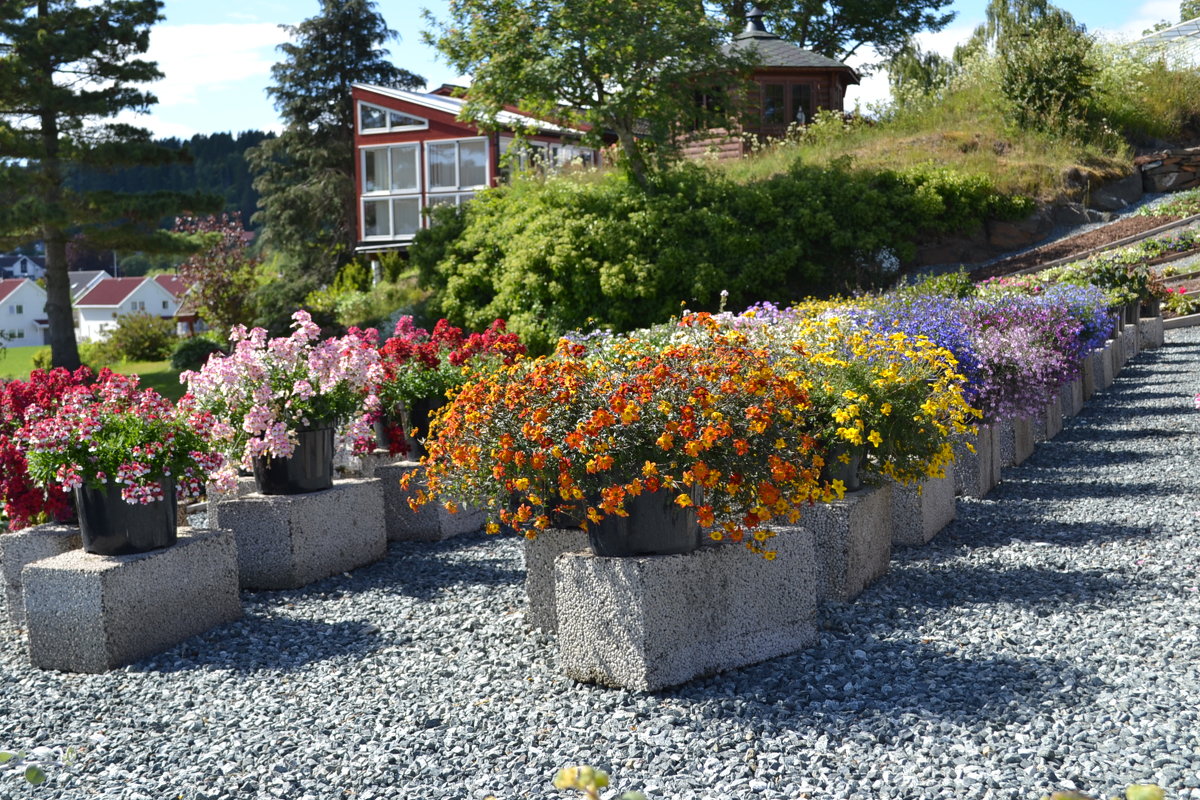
[351,83,599,253]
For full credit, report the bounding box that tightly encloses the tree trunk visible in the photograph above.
[614,127,649,190]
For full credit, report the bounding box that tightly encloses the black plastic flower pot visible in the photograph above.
[820,445,865,492]
[253,427,334,495]
[587,486,702,557]
[75,479,178,556]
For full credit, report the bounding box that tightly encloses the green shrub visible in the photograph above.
[99,313,177,362]
[999,17,1097,136]
[170,336,225,372]
[411,161,1031,352]
[30,347,53,371]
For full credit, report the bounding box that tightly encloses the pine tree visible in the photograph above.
[248,0,423,286]
[0,0,218,369]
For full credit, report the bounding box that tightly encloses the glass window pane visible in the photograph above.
[364,149,388,192]
[391,145,417,191]
[426,195,456,207]
[360,104,385,130]
[763,84,785,124]
[428,142,457,188]
[458,140,487,187]
[363,200,388,237]
[389,111,425,128]
[791,84,812,123]
[393,198,421,235]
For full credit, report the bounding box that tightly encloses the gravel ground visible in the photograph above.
[2,330,1200,800]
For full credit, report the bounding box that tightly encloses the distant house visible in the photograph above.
[684,7,861,159]
[151,274,207,337]
[73,277,180,342]
[68,270,108,302]
[0,278,48,345]
[0,254,46,281]
[351,83,599,253]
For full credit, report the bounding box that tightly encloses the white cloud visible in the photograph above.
[1107,0,1181,40]
[142,22,286,111]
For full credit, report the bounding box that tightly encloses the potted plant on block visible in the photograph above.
[23,371,225,555]
[182,310,382,495]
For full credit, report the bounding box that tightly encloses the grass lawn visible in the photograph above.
[0,346,184,401]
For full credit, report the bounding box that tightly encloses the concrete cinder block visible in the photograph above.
[1035,397,1063,442]
[522,528,592,632]
[1080,356,1096,400]
[803,483,892,603]
[1122,324,1140,362]
[1060,377,1083,419]
[373,463,485,542]
[555,528,818,691]
[1139,316,1164,350]
[1096,346,1115,389]
[209,478,386,590]
[22,529,242,673]
[890,472,956,548]
[0,524,80,628]
[953,424,997,498]
[993,418,1014,471]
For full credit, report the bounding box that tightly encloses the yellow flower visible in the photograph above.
[867,430,883,448]
[880,402,892,415]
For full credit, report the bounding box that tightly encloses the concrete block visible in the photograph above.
[22,529,242,673]
[1060,377,1083,419]
[953,424,997,498]
[1013,416,1035,463]
[1038,397,1063,442]
[890,472,956,548]
[1080,356,1096,400]
[522,528,591,632]
[803,483,892,603]
[373,463,485,542]
[210,478,386,590]
[1139,316,1164,350]
[0,524,80,628]
[555,529,818,691]
[1122,324,1140,362]
[343,449,401,479]
[1096,346,1115,389]
[993,418,1014,470]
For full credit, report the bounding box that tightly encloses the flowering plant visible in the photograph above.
[408,314,829,557]
[22,371,225,505]
[1,367,95,530]
[375,317,524,454]
[182,310,382,493]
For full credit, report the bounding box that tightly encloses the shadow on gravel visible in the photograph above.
[875,563,1129,611]
[133,616,382,674]
[990,476,1175,502]
[671,633,1092,734]
[325,535,524,601]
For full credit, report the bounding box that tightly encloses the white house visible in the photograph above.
[68,270,109,301]
[0,278,48,346]
[73,276,180,343]
[0,254,46,281]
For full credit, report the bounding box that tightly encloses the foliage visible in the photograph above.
[174,213,261,332]
[181,310,382,493]
[553,765,647,800]
[23,371,224,505]
[714,0,955,63]
[900,268,977,299]
[375,317,525,454]
[412,160,1031,352]
[251,275,337,338]
[0,368,94,531]
[1162,286,1200,317]
[247,0,423,283]
[1135,188,1200,218]
[0,745,77,786]
[95,312,177,363]
[0,0,220,370]
[426,0,750,186]
[998,14,1097,136]
[1041,784,1164,800]
[170,336,225,372]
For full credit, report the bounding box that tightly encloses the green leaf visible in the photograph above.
[24,765,46,785]
[0,751,16,763]
[1125,785,1165,800]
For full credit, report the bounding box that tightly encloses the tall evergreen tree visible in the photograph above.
[248,0,423,286]
[0,0,217,369]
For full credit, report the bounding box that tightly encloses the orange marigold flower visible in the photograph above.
[656,432,675,451]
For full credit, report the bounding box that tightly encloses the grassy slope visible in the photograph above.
[0,346,184,401]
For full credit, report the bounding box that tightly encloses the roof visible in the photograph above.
[69,270,108,300]
[0,254,44,267]
[76,277,160,307]
[153,274,190,299]
[354,83,585,136]
[725,8,859,81]
[1133,16,1200,46]
[0,278,31,304]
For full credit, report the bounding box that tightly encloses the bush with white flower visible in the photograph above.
[182,310,383,493]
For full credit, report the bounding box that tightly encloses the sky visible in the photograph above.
[134,0,1184,139]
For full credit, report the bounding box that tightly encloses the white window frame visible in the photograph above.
[357,100,428,134]
[360,143,423,241]
[424,136,490,199]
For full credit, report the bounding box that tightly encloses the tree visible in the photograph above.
[711,0,955,63]
[0,0,218,369]
[426,0,751,188]
[247,0,423,285]
[1182,0,1200,22]
[886,39,955,108]
[174,213,261,334]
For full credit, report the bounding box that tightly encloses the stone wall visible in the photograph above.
[1135,147,1200,194]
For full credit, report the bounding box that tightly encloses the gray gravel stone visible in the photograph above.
[1,329,1199,799]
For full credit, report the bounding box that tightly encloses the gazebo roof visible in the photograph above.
[724,7,859,80]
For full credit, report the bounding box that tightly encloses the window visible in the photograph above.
[361,143,422,239]
[162,300,169,310]
[358,101,428,134]
[13,329,22,339]
[763,84,786,124]
[7,304,21,314]
[426,138,488,193]
[791,84,813,124]
[132,300,145,312]
[760,81,816,127]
